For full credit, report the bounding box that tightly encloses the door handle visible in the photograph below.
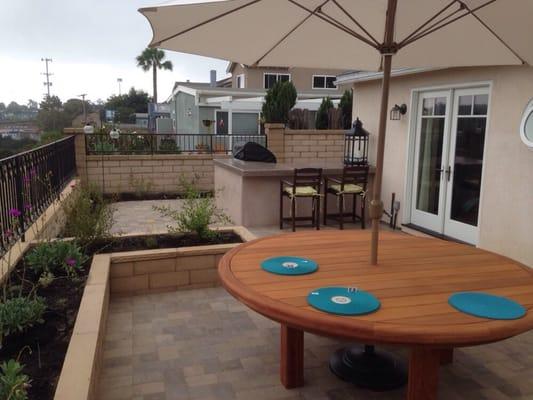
[445,166,452,181]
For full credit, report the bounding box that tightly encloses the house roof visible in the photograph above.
[171,83,342,101]
[335,68,443,85]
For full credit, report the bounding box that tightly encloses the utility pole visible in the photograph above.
[117,78,123,95]
[79,93,87,124]
[41,58,53,98]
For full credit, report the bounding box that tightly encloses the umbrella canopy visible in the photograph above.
[140,0,532,264]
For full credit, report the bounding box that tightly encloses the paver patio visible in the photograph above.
[110,200,185,235]
[98,287,533,400]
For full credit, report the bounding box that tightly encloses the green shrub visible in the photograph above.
[315,97,334,129]
[25,241,87,279]
[154,179,230,240]
[0,360,30,400]
[63,184,114,246]
[0,297,46,345]
[261,81,297,124]
[339,90,353,129]
[158,138,181,154]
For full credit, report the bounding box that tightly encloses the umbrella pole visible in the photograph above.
[370,0,396,266]
[370,54,393,265]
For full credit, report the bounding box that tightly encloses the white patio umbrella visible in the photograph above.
[140,0,533,265]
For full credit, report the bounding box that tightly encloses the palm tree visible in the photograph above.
[136,48,173,103]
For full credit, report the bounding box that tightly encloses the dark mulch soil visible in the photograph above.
[0,232,241,399]
[104,191,211,202]
[0,264,89,399]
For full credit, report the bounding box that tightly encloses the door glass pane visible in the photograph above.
[422,98,433,116]
[216,112,228,134]
[473,94,488,115]
[416,118,445,214]
[434,97,446,115]
[450,117,486,226]
[458,95,472,115]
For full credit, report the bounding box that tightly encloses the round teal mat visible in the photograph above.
[260,256,318,275]
[307,286,380,316]
[449,292,526,320]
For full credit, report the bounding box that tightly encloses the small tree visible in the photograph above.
[262,81,297,124]
[315,97,334,129]
[339,90,353,129]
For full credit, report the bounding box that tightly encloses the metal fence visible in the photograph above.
[85,133,267,155]
[0,136,76,257]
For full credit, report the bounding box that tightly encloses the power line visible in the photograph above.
[41,58,53,98]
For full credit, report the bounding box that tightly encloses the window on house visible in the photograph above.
[264,73,291,89]
[236,74,245,88]
[313,75,337,89]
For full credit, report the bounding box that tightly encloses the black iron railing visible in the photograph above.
[0,136,76,257]
[85,133,267,155]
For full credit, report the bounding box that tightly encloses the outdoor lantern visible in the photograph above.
[390,104,407,121]
[83,124,94,134]
[109,128,120,140]
[345,118,369,166]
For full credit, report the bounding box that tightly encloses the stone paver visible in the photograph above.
[110,200,185,235]
[99,287,533,400]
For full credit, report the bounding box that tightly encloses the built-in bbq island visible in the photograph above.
[214,158,375,228]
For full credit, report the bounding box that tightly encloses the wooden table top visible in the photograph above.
[218,230,533,347]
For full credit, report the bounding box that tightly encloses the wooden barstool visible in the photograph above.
[324,165,369,230]
[280,168,322,232]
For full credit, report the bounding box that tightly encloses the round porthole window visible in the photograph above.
[520,99,533,148]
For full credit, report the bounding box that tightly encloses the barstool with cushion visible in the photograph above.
[324,165,369,229]
[280,168,323,232]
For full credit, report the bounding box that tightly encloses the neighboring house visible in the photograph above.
[167,63,347,135]
[337,66,533,267]
[135,113,149,128]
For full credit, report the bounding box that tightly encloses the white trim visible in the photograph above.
[403,81,493,245]
[263,72,291,89]
[236,74,246,89]
[312,74,337,89]
[336,68,441,85]
[519,99,533,149]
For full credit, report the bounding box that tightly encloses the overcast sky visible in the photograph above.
[0,0,230,105]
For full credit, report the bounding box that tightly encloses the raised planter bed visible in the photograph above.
[1,226,254,400]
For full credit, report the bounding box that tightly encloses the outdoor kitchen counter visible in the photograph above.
[214,158,375,228]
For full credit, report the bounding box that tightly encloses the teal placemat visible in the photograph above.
[307,286,380,316]
[449,292,526,320]
[261,256,318,275]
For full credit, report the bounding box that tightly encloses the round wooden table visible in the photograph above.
[218,230,533,400]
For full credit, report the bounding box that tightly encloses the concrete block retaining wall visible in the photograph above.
[68,129,229,194]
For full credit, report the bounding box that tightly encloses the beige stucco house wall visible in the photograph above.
[230,63,347,93]
[350,66,533,267]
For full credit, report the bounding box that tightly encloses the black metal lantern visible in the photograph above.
[344,118,369,166]
[390,104,407,120]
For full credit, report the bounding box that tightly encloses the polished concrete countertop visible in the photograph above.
[214,158,374,177]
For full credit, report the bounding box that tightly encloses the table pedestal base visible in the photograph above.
[329,345,407,391]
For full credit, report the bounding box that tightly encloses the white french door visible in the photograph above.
[410,87,489,244]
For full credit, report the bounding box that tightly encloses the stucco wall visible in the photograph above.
[352,66,533,266]
[232,64,344,92]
